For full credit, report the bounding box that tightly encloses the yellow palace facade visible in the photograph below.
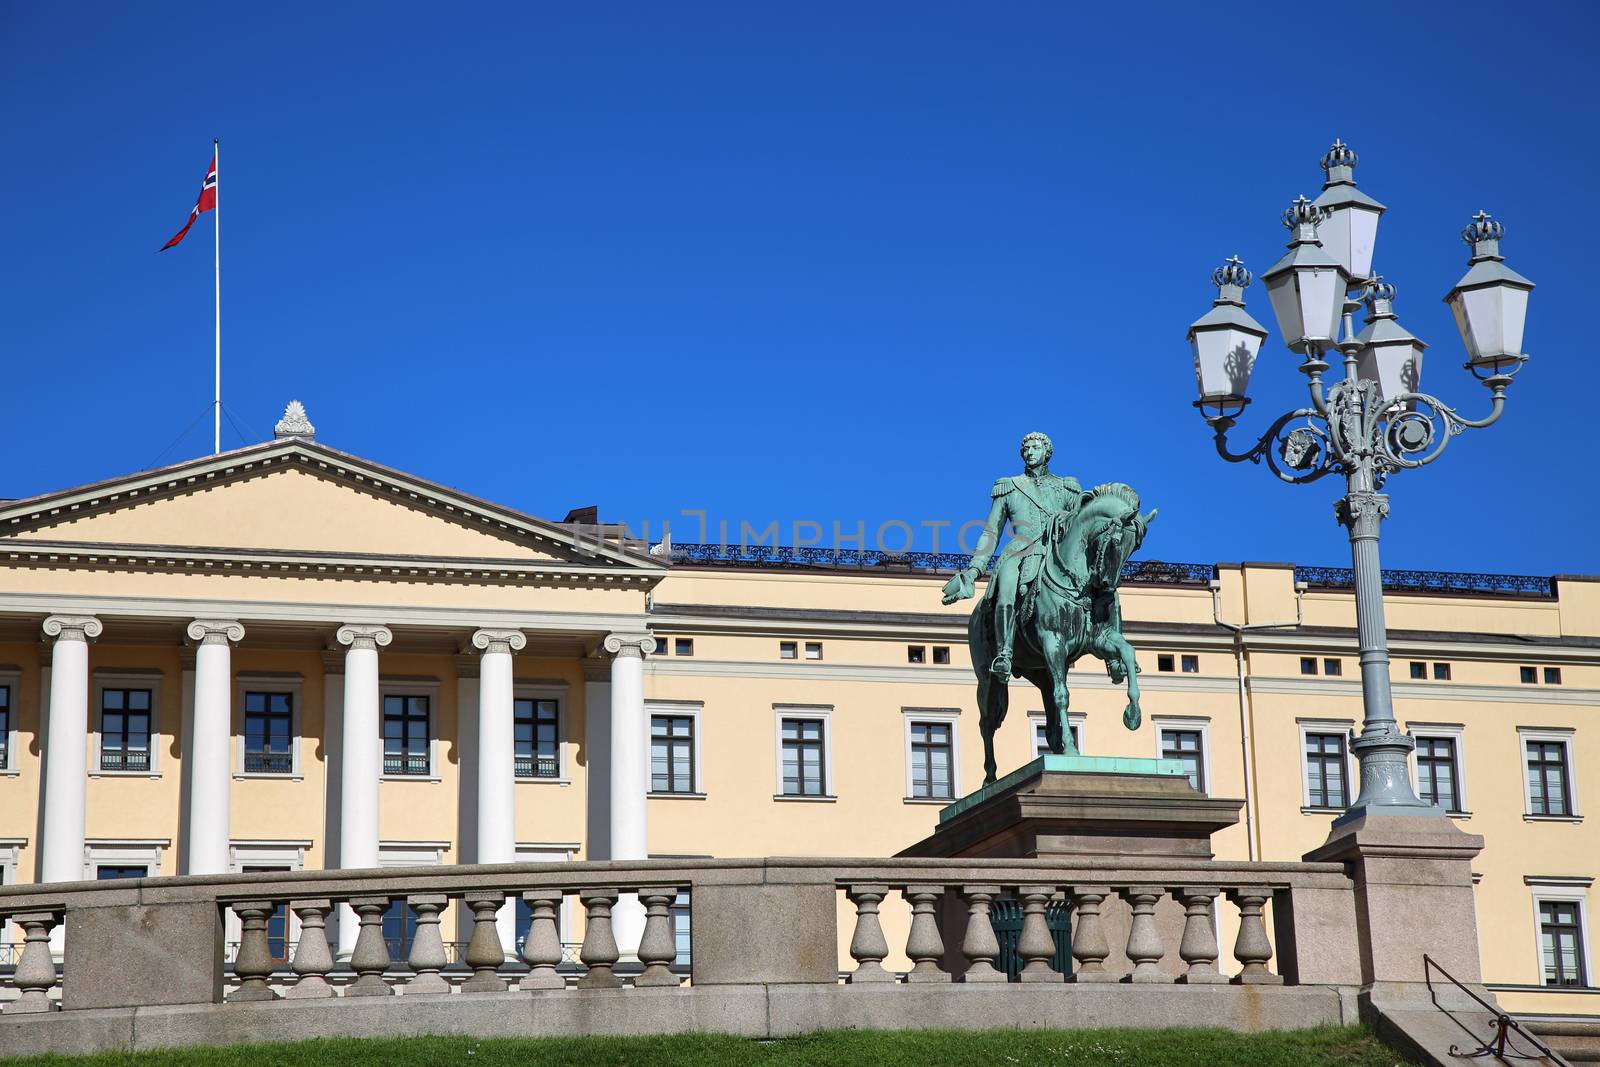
[0,411,1594,1021]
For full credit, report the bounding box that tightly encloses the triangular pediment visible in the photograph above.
[0,440,659,571]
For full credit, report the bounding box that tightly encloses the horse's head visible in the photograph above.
[1060,484,1157,592]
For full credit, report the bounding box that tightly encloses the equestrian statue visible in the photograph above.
[941,432,1157,785]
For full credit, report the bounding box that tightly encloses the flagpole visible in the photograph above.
[213,137,221,456]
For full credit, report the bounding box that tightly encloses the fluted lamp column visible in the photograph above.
[471,627,526,956]
[605,631,654,957]
[186,620,245,875]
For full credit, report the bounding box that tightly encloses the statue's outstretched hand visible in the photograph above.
[941,568,977,605]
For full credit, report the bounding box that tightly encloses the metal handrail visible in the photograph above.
[1423,954,1572,1065]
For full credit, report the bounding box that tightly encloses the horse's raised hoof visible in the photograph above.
[1123,702,1141,731]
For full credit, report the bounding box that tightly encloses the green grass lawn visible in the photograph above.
[2,1026,1419,1066]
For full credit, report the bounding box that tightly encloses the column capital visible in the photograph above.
[335,624,393,651]
[186,619,246,646]
[468,628,527,656]
[42,615,102,642]
[602,632,654,659]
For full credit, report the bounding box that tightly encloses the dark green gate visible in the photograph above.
[991,896,1072,980]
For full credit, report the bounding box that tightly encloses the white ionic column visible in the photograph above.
[335,623,391,959]
[185,620,245,876]
[470,627,525,955]
[40,616,101,885]
[604,631,653,956]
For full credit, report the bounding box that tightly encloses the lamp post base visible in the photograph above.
[1335,729,1444,827]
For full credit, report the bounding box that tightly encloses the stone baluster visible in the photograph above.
[1174,887,1226,984]
[1067,886,1115,982]
[405,895,451,994]
[1018,885,1061,983]
[520,890,566,991]
[1121,888,1170,983]
[285,900,335,999]
[228,901,282,1002]
[845,884,894,983]
[576,890,622,988]
[635,890,681,988]
[1227,888,1282,985]
[958,885,1006,982]
[346,895,395,997]
[2,912,60,1014]
[903,887,947,983]
[461,892,509,992]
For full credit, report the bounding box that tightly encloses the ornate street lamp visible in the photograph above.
[1187,141,1534,822]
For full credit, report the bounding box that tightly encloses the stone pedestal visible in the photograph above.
[899,755,1243,861]
[901,755,1243,982]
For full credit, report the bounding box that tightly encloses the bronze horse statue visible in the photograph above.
[967,483,1156,785]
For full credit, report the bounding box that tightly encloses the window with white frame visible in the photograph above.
[1529,879,1594,989]
[380,681,440,778]
[0,670,16,772]
[1298,721,1354,810]
[242,692,295,775]
[1409,723,1467,814]
[1520,728,1579,818]
[903,710,959,801]
[649,703,701,795]
[1155,717,1210,793]
[514,697,561,779]
[83,840,168,880]
[775,706,831,797]
[94,671,164,775]
[1030,712,1084,755]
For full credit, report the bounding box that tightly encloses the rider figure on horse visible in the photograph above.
[941,431,1084,680]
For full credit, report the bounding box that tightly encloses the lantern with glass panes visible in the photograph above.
[1184,140,1534,824]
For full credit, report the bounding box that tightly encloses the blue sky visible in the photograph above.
[3,2,1595,576]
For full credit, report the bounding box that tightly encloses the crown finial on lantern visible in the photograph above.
[1212,255,1252,291]
[1362,274,1396,305]
[1281,195,1323,232]
[1462,210,1504,247]
[1321,138,1359,175]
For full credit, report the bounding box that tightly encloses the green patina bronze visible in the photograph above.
[938,754,1189,822]
[942,432,1157,785]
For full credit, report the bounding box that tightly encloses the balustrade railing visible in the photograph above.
[0,856,1356,1016]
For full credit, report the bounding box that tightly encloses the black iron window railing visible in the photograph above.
[513,755,560,779]
[100,748,151,772]
[244,752,295,774]
[383,753,431,777]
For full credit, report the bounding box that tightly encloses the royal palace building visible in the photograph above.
[0,409,1595,1021]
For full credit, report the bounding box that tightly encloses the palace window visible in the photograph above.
[908,646,926,664]
[1415,735,1462,814]
[1521,666,1538,684]
[514,699,560,779]
[1161,727,1207,792]
[907,719,955,800]
[1181,654,1200,674]
[382,695,431,777]
[1032,715,1083,755]
[650,714,696,794]
[932,647,951,665]
[242,692,294,774]
[1525,737,1574,817]
[1323,659,1342,676]
[804,642,823,660]
[240,865,293,964]
[779,717,827,797]
[1157,654,1175,672]
[1433,662,1452,681]
[674,638,694,657]
[1546,667,1563,685]
[0,683,10,771]
[1409,662,1427,679]
[653,637,668,655]
[1539,900,1588,987]
[100,688,153,773]
[96,865,148,880]
[779,641,797,660]
[1303,731,1349,810]
[1300,657,1318,676]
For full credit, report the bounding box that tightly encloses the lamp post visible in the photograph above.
[1187,141,1535,823]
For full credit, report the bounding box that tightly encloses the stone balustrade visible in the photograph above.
[0,856,1369,1056]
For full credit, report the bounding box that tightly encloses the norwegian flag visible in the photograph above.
[159,151,217,251]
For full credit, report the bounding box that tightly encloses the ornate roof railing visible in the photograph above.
[655,543,1555,598]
